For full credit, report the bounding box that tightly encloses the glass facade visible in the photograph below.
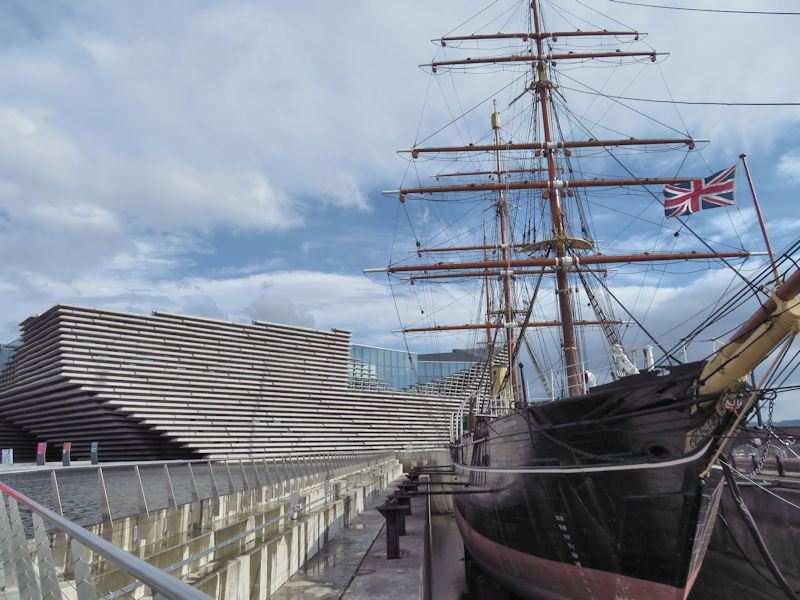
[0,343,18,374]
[417,360,478,386]
[349,344,479,391]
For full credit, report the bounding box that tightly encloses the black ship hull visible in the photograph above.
[453,362,733,600]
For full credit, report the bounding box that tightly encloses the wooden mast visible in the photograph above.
[530,0,581,395]
[491,100,519,402]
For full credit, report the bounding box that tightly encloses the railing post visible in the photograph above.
[281,458,292,493]
[187,463,201,502]
[262,458,274,499]
[134,465,150,516]
[261,458,273,486]
[239,460,250,490]
[207,461,220,498]
[97,467,113,526]
[250,459,263,488]
[223,461,236,494]
[163,464,178,509]
[50,470,64,516]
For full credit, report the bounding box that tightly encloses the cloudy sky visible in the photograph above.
[1,1,799,415]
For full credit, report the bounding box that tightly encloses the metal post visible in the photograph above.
[134,465,150,516]
[97,467,113,526]
[281,458,292,493]
[238,460,252,508]
[207,461,220,498]
[187,463,201,502]
[239,460,250,489]
[250,459,263,488]
[50,470,64,516]
[163,464,178,509]
[223,461,236,493]
[261,458,273,486]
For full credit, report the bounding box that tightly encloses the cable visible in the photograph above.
[561,86,800,106]
[608,0,800,15]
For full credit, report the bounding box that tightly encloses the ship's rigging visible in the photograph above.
[366,0,771,402]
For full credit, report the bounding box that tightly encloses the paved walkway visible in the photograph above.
[271,485,430,600]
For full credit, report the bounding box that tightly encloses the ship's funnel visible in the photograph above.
[700,270,800,394]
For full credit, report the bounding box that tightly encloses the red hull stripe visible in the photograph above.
[455,505,694,600]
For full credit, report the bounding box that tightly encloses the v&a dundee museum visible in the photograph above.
[0,304,490,462]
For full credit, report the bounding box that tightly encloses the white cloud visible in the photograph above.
[777,152,800,185]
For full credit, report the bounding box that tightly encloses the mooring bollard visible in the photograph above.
[376,498,406,559]
[400,480,419,494]
[395,489,412,516]
[385,492,407,535]
[61,442,71,467]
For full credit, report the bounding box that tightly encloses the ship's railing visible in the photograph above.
[523,343,661,402]
[0,451,392,599]
[449,343,666,438]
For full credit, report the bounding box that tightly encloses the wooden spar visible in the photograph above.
[415,243,530,253]
[699,269,800,394]
[402,320,623,333]
[374,249,750,275]
[409,268,609,281]
[437,31,640,44]
[427,51,659,69]
[391,177,697,196]
[400,137,701,157]
[434,167,557,178]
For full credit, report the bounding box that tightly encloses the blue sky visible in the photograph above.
[1,1,799,416]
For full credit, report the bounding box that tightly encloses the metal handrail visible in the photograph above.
[0,480,212,600]
[0,449,392,474]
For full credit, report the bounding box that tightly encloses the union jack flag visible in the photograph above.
[663,165,737,218]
